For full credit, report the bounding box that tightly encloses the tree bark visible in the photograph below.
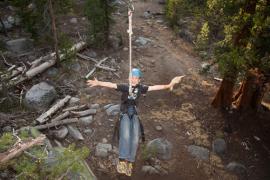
[212,77,236,109]
[233,68,266,111]
[48,0,60,64]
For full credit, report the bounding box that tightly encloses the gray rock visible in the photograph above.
[52,126,68,139]
[187,145,209,161]
[90,104,100,109]
[95,143,112,157]
[178,29,195,43]
[85,50,97,58]
[155,125,162,131]
[7,16,20,26]
[226,162,247,176]
[102,138,108,143]
[112,0,125,5]
[70,17,78,24]
[135,36,152,46]
[67,125,84,140]
[142,165,159,174]
[106,104,120,116]
[46,67,59,77]
[146,138,173,160]
[79,116,94,125]
[70,62,81,72]
[123,47,128,51]
[201,62,211,72]
[69,97,80,105]
[0,171,8,178]
[24,82,57,110]
[3,126,12,132]
[84,129,93,134]
[143,11,152,19]
[212,138,226,155]
[5,38,33,54]
[0,20,13,30]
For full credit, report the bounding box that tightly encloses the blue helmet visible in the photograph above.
[131,68,142,78]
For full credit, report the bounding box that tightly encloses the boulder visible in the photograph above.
[106,104,120,116]
[52,126,68,139]
[146,138,173,160]
[226,162,247,176]
[187,145,209,161]
[24,82,57,110]
[79,116,94,125]
[212,138,226,155]
[5,38,33,54]
[141,165,159,174]
[135,36,152,46]
[67,125,84,140]
[95,143,112,158]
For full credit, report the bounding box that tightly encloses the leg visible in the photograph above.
[128,115,140,162]
[119,114,131,160]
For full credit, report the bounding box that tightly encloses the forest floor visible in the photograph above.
[1,0,270,180]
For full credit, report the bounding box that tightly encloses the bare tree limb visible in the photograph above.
[34,118,78,130]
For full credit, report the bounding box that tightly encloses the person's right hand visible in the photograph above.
[87,77,100,87]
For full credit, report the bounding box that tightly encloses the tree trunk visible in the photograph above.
[48,0,60,65]
[212,77,236,109]
[233,68,266,111]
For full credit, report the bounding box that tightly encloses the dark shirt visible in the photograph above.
[116,83,149,113]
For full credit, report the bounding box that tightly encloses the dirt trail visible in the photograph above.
[82,0,237,180]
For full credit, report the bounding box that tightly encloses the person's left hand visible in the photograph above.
[169,75,185,91]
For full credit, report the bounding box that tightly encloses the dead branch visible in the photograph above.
[51,111,70,122]
[0,134,46,165]
[71,109,97,117]
[85,57,109,79]
[63,104,87,112]
[34,118,78,130]
[77,53,98,63]
[36,95,71,124]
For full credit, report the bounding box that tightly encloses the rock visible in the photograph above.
[46,67,59,77]
[109,34,122,50]
[142,165,159,174]
[95,143,112,157]
[112,0,125,5]
[104,103,113,110]
[0,20,13,30]
[70,17,78,24]
[0,170,9,178]
[178,29,195,43]
[7,16,20,26]
[69,97,80,105]
[24,82,57,110]
[79,116,94,125]
[102,138,108,143]
[5,38,33,54]
[155,125,162,131]
[201,62,211,72]
[187,145,210,161]
[135,36,152,46]
[106,104,120,116]
[226,162,247,176]
[85,50,97,58]
[158,0,166,4]
[81,17,86,21]
[84,129,93,134]
[123,47,128,51]
[90,104,100,109]
[143,11,152,19]
[146,138,173,160]
[67,125,84,140]
[3,126,12,132]
[52,126,68,139]
[212,138,226,155]
[70,62,81,72]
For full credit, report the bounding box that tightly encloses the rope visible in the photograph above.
[127,1,134,95]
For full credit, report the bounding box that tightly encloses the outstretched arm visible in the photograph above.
[87,78,117,89]
[148,75,185,91]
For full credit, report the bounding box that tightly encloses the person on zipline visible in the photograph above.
[87,68,185,176]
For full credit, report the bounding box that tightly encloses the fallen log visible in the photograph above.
[51,111,70,122]
[71,109,97,117]
[36,95,71,124]
[0,134,46,165]
[34,118,78,130]
[63,104,87,112]
[77,53,98,64]
[9,41,86,86]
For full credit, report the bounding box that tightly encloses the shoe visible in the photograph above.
[125,162,133,177]
[117,161,127,174]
